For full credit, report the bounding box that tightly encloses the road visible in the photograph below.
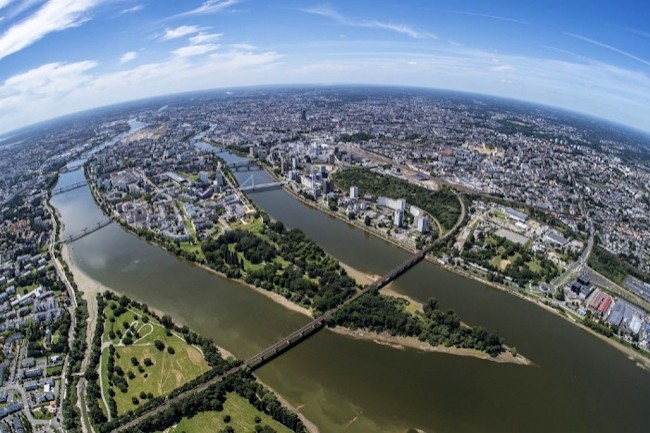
[552,214,594,291]
[47,199,95,433]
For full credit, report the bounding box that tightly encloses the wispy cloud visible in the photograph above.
[543,45,605,65]
[119,51,138,64]
[448,11,528,25]
[161,25,203,41]
[303,7,436,39]
[1,60,97,96]
[0,0,100,61]
[0,0,13,11]
[229,43,255,51]
[189,32,223,45]
[491,64,514,72]
[173,43,218,57]
[120,4,143,15]
[0,47,283,133]
[178,0,239,17]
[565,32,650,68]
[626,28,650,39]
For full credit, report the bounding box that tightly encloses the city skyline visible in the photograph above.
[1,0,649,135]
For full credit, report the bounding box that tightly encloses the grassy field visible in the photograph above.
[161,393,294,433]
[180,241,204,258]
[100,302,210,416]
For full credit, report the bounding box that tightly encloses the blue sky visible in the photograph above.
[0,0,649,134]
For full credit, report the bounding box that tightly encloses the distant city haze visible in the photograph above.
[0,0,649,135]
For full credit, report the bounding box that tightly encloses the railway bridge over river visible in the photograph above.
[111,245,431,432]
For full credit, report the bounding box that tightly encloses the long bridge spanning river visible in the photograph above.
[51,181,87,196]
[58,219,113,245]
[111,245,432,432]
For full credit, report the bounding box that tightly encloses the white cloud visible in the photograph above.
[0,60,96,98]
[119,51,137,64]
[161,25,202,41]
[0,46,283,133]
[172,43,218,57]
[120,4,143,15]
[189,32,223,45]
[178,0,239,17]
[0,0,100,61]
[303,7,436,39]
[0,0,13,11]
[229,43,255,50]
[565,32,650,67]
[448,11,528,25]
[491,64,514,72]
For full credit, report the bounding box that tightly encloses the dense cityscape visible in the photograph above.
[0,87,649,433]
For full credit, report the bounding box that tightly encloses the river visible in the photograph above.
[51,140,650,433]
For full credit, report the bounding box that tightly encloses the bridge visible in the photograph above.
[60,164,84,174]
[228,160,261,171]
[111,244,431,433]
[239,174,284,193]
[58,219,112,244]
[51,181,87,196]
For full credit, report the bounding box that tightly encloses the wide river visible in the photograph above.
[52,143,650,433]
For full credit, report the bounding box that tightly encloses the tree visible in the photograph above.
[154,340,165,351]
[161,314,174,329]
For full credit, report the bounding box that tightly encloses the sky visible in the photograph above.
[0,0,649,135]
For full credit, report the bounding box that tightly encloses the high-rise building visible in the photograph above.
[378,196,406,211]
[215,170,225,187]
[350,186,359,199]
[322,179,333,194]
[199,171,210,185]
[416,216,429,233]
[394,209,404,227]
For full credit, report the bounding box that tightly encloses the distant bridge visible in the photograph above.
[239,174,283,193]
[58,219,112,244]
[60,164,84,174]
[51,181,87,196]
[228,160,260,171]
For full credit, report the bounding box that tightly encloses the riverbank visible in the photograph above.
[330,327,529,365]
[193,261,314,318]
[255,378,320,433]
[439,261,650,371]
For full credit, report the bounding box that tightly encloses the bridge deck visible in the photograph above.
[51,181,87,196]
[59,219,112,244]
